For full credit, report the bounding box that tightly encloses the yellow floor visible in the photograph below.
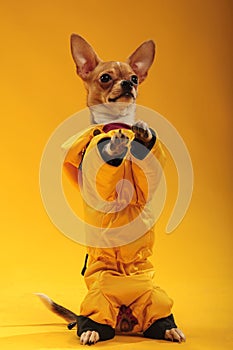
[0,268,232,349]
[1,315,233,350]
[1,325,232,350]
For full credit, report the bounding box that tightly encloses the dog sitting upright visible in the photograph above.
[37,34,185,345]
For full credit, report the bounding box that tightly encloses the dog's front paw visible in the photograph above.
[103,129,129,157]
[80,330,100,345]
[165,328,186,343]
[132,120,152,143]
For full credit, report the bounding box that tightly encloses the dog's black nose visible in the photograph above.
[121,80,133,91]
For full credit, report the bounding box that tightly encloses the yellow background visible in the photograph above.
[0,0,232,349]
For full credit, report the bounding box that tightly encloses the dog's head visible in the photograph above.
[70,34,155,108]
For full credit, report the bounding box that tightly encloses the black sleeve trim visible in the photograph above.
[97,137,127,167]
[130,128,156,160]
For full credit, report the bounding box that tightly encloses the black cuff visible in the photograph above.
[143,314,177,340]
[97,138,127,167]
[130,129,156,160]
[77,316,115,341]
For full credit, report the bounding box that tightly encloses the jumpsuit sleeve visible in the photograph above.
[62,126,103,187]
[81,133,128,205]
[130,130,166,205]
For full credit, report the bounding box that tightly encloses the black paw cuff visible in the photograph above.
[77,315,115,341]
[143,314,177,340]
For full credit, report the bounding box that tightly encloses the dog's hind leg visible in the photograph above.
[143,314,186,343]
[77,316,115,345]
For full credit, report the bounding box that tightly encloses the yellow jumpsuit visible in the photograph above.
[63,123,174,335]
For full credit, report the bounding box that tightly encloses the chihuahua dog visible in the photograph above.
[37,35,185,345]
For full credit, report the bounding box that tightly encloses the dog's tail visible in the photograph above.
[35,293,78,329]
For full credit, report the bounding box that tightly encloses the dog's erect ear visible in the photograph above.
[127,40,155,83]
[70,34,102,80]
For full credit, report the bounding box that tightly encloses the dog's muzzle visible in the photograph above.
[109,80,135,102]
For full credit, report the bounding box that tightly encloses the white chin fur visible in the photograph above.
[89,102,136,125]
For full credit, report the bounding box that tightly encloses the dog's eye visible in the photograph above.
[100,74,112,83]
[131,75,138,85]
